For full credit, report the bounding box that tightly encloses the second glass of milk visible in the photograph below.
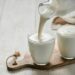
[57,25,75,59]
[28,33,55,65]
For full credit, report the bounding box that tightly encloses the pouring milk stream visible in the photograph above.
[28,3,56,64]
[38,4,56,40]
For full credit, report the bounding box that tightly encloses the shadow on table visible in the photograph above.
[32,70,52,75]
[7,65,75,75]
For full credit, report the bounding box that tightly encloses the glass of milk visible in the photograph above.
[57,25,75,59]
[28,1,56,65]
[27,0,55,65]
[28,32,55,65]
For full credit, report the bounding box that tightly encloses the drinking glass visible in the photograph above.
[27,0,57,65]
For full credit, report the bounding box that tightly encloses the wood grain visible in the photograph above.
[6,49,75,71]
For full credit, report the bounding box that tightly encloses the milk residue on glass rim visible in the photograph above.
[29,33,54,44]
[57,25,75,38]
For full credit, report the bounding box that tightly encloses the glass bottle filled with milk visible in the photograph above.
[28,0,56,65]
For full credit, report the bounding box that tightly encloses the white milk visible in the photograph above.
[38,5,55,40]
[28,4,55,64]
[57,25,75,59]
[38,16,47,40]
[28,33,55,64]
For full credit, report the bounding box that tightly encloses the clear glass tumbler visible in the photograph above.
[27,0,56,65]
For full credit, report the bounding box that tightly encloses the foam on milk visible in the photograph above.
[57,25,75,37]
[28,33,55,64]
[29,33,54,43]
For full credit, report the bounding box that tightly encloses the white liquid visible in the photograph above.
[38,5,55,40]
[28,4,55,64]
[57,25,75,59]
[28,33,55,64]
[38,16,47,40]
[57,25,75,37]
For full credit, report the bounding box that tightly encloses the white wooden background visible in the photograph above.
[0,0,75,75]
